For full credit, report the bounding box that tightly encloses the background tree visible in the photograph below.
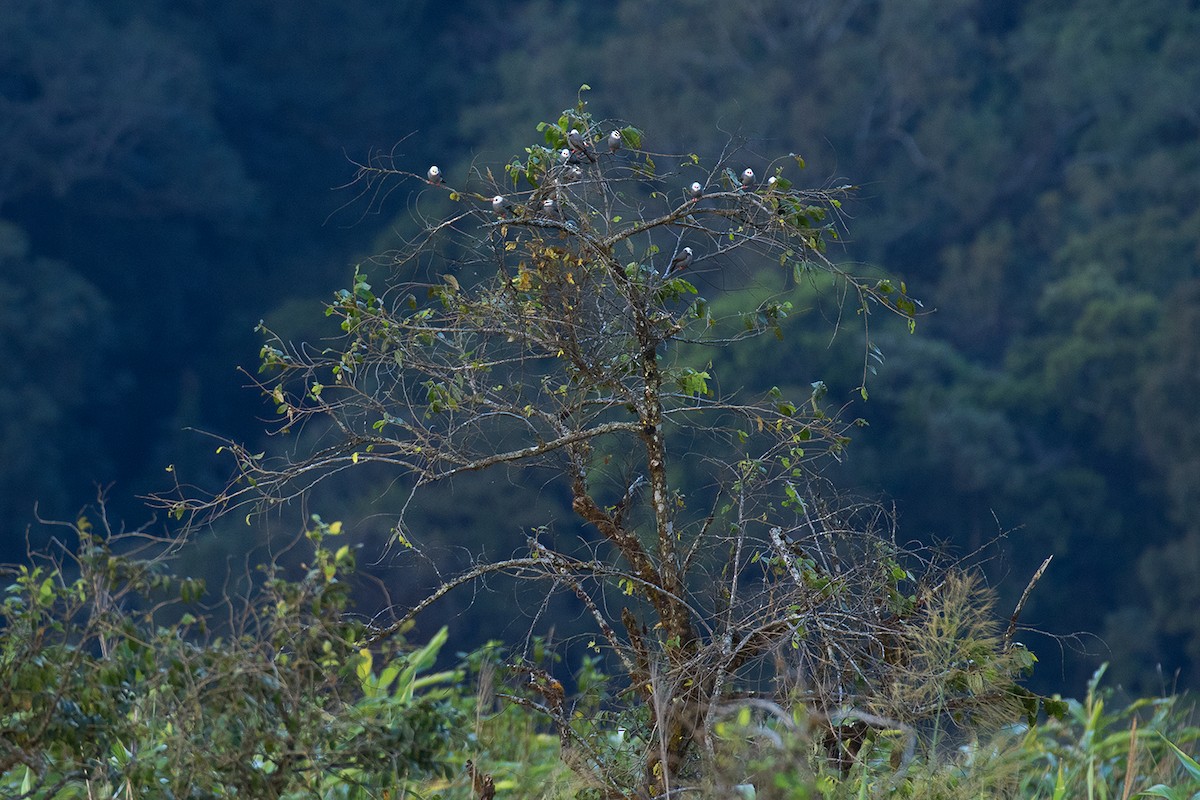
[160,97,1040,794]
[0,222,118,534]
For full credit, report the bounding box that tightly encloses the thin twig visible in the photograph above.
[1005,555,1052,649]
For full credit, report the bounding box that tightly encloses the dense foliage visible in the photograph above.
[0,511,464,798]
[3,512,1200,798]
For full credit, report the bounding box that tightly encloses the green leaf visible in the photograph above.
[1052,764,1068,800]
[395,626,450,702]
[356,648,373,683]
[1162,735,1200,782]
[377,662,401,693]
[1138,787,1182,800]
[37,577,54,606]
[677,368,711,397]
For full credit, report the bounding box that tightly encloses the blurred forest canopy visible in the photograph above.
[1,0,1199,695]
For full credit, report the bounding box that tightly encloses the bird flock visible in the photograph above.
[424,126,790,280]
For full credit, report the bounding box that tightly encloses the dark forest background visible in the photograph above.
[2,0,1198,697]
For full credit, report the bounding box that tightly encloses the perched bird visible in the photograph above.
[690,181,704,199]
[542,198,558,217]
[568,128,597,163]
[427,165,443,184]
[767,175,778,189]
[665,246,693,276]
[565,165,584,182]
[607,130,622,154]
[492,195,512,216]
[741,168,756,190]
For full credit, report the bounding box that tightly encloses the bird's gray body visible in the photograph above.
[568,129,597,163]
[665,246,693,276]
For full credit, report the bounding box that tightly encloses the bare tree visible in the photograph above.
[158,97,1034,796]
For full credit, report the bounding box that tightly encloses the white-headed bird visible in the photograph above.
[740,168,756,190]
[427,165,443,184]
[665,246,693,276]
[690,181,704,199]
[568,129,597,163]
[607,130,622,154]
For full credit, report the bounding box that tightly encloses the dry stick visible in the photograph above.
[1121,716,1138,800]
[1004,555,1052,649]
[528,539,640,680]
[360,556,545,646]
[703,496,752,758]
[768,526,807,586]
